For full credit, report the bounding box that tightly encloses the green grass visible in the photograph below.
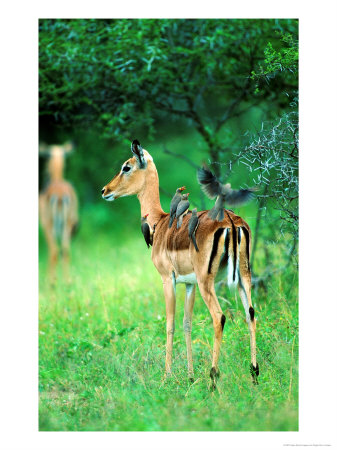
[39,205,298,431]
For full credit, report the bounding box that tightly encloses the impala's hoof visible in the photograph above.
[250,363,259,385]
[209,367,220,390]
[164,369,173,381]
[210,367,220,380]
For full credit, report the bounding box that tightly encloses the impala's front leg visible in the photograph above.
[43,225,58,282]
[162,275,176,376]
[61,228,71,282]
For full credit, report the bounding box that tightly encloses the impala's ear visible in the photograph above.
[63,141,74,154]
[131,139,146,169]
[39,142,49,155]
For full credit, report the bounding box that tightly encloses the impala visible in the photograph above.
[39,143,79,281]
[101,140,259,386]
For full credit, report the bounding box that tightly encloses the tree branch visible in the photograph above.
[185,96,214,150]
[162,146,200,170]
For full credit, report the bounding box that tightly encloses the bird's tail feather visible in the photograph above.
[191,234,199,252]
[208,207,219,221]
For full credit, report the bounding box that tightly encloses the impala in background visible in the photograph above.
[39,142,79,282]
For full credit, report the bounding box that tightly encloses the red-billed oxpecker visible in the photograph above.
[168,186,186,228]
[197,167,257,221]
[188,208,199,252]
[176,193,190,229]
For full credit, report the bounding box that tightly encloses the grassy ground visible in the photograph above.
[39,205,298,431]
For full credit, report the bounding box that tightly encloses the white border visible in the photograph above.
[1,1,337,449]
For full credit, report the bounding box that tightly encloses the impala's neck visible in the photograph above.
[137,163,165,227]
[48,154,64,182]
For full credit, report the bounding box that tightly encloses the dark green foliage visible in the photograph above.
[39,19,298,164]
[252,32,298,96]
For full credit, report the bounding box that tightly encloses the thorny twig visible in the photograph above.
[238,111,299,242]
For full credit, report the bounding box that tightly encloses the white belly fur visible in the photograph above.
[176,273,197,284]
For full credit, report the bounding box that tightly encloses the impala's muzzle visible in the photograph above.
[101,187,115,201]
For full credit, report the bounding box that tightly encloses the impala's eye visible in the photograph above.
[122,165,131,172]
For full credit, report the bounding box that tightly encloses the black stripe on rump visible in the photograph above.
[208,228,224,274]
[222,228,230,268]
[242,226,250,271]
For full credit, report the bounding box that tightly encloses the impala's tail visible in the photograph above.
[50,194,71,242]
[223,227,240,288]
[207,224,250,287]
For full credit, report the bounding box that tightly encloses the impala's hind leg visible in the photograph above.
[44,225,58,282]
[162,275,177,376]
[238,272,259,384]
[197,277,226,389]
[183,283,196,382]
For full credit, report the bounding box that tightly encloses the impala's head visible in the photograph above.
[39,141,74,181]
[101,140,154,201]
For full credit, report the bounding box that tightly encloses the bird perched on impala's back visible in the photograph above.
[197,166,257,221]
[188,208,199,252]
[168,186,186,228]
[141,214,154,248]
[176,193,190,229]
